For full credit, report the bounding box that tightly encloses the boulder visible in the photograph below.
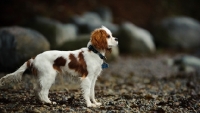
[117,22,156,54]
[70,12,118,34]
[24,17,77,49]
[0,26,50,72]
[154,17,200,50]
[57,35,90,51]
[70,12,102,34]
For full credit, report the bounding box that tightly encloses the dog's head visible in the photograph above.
[90,26,118,52]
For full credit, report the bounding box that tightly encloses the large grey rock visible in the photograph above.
[154,17,200,49]
[70,12,102,34]
[0,26,50,72]
[117,22,156,54]
[24,17,77,49]
[57,35,90,51]
[70,12,118,34]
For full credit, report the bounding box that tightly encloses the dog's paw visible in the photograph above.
[95,102,102,106]
[87,103,97,107]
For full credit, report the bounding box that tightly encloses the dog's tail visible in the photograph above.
[0,58,34,86]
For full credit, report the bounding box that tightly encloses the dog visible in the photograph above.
[0,26,118,107]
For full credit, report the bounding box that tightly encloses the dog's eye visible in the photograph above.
[107,35,110,38]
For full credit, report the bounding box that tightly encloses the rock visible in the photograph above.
[0,26,50,72]
[154,17,200,50]
[32,108,42,113]
[57,35,90,50]
[70,12,102,34]
[102,22,119,35]
[70,12,117,33]
[56,24,77,46]
[174,56,200,67]
[174,55,200,72]
[24,17,77,49]
[82,12,103,33]
[117,22,156,54]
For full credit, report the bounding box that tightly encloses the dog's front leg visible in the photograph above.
[81,77,96,107]
[90,76,102,106]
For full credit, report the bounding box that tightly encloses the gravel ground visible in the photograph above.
[0,54,200,113]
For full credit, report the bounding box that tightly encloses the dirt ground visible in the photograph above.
[0,54,200,113]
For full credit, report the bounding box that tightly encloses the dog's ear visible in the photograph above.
[91,29,108,50]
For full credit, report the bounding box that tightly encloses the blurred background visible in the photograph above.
[1,0,200,28]
[1,0,200,72]
[0,1,200,112]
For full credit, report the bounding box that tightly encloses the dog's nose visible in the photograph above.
[115,38,118,41]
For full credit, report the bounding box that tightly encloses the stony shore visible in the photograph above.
[0,55,199,113]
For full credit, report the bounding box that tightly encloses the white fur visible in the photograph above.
[0,26,118,107]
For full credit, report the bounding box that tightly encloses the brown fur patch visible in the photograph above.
[32,67,37,76]
[68,51,88,78]
[27,59,37,76]
[27,60,31,68]
[53,56,66,73]
[91,29,108,51]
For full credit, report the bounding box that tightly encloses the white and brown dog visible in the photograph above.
[0,26,118,107]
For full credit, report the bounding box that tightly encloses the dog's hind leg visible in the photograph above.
[36,71,57,104]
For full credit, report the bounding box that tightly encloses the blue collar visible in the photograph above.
[88,45,109,69]
[88,45,106,60]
